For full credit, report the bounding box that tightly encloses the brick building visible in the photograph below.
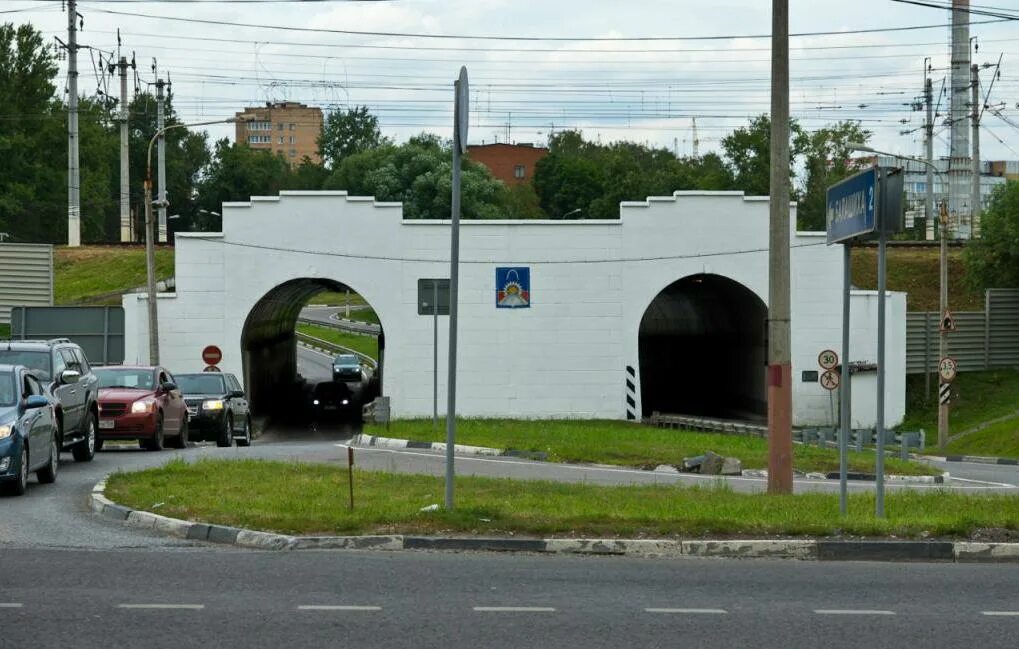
[467,143,548,185]
[235,102,324,165]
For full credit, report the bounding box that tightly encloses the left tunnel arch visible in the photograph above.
[241,278,384,417]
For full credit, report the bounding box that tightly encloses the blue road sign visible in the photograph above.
[826,167,877,244]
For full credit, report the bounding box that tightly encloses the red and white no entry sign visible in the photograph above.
[202,345,223,366]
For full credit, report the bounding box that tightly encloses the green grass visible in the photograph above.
[363,418,937,476]
[900,369,1019,435]
[106,458,1019,539]
[852,246,983,311]
[297,323,378,360]
[945,416,1019,458]
[343,307,380,325]
[54,245,175,305]
[0,323,9,338]
[307,291,368,307]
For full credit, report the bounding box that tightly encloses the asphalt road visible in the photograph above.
[301,305,381,334]
[2,548,1018,649]
[296,342,335,381]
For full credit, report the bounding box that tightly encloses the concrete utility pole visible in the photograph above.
[971,64,981,234]
[949,0,972,238]
[66,0,81,247]
[767,0,793,494]
[156,78,168,243]
[938,199,950,449]
[117,57,132,242]
[925,76,935,240]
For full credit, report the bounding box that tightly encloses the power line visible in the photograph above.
[81,6,1011,42]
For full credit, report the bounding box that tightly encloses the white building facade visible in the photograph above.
[123,190,906,428]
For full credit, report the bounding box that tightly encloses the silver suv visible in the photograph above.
[0,338,99,462]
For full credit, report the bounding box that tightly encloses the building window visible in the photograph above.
[279,136,285,144]
[278,123,284,131]
[247,121,272,131]
[289,149,297,157]
[289,135,296,144]
[513,165,526,179]
[289,123,296,131]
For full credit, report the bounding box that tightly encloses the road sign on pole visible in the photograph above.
[938,357,958,382]
[940,310,957,332]
[826,168,877,244]
[202,345,222,366]
[939,383,951,405]
[818,349,839,370]
[819,369,841,391]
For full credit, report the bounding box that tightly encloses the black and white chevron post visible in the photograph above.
[625,365,637,420]
[939,383,951,405]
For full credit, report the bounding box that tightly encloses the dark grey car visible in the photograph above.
[0,339,99,462]
[0,364,60,496]
[175,372,252,447]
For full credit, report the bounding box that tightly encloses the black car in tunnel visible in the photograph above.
[175,372,252,447]
[308,380,358,423]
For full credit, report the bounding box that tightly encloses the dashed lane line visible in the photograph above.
[297,605,382,611]
[117,604,205,610]
[982,611,1019,617]
[0,603,23,608]
[473,607,556,612]
[645,608,727,614]
[814,610,896,615]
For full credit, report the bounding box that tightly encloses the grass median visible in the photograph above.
[106,458,1018,539]
[363,419,938,476]
[297,323,378,361]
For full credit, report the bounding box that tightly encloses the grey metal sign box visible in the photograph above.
[418,278,450,316]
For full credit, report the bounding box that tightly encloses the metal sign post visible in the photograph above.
[445,66,469,511]
[840,243,852,516]
[826,165,903,519]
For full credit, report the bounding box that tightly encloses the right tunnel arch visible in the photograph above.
[637,273,767,420]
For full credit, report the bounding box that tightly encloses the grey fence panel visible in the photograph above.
[10,306,124,366]
[906,289,1019,374]
[0,243,54,324]
[988,289,1019,368]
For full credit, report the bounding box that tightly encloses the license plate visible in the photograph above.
[324,405,338,411]
[99,419,116,430]
[186,408,198,417]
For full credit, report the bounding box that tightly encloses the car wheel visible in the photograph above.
[2,448,28,496]
[170,416,189,450]
[216,414,234,448]
[144,414,165,452]
[236,416,252,447]
[37,437,58,484]
[71,413,97,462]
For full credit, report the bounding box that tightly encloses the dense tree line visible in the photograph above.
[2,21,878,243]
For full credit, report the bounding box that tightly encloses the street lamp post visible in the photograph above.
[558,208,582,220]
[848,144,950,450]
[145,118,244,365]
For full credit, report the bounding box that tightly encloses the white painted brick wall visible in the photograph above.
[123,190,906,426]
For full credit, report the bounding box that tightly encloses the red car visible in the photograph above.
[94,366,188,451]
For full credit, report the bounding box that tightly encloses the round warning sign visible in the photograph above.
[818,349,839,370]
[938,357,958,382]
[819,369,841,391]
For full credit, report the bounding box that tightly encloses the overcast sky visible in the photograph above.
[7,0,1019,161]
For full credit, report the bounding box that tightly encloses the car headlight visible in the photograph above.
[131,400,155,414]
[342,399,349,405]
[203,399,224,411]
[0,424,11,440]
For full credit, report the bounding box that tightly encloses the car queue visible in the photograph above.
[0,337,250,497]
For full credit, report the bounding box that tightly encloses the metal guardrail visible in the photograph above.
[296,331,378,369]
[648,413,768,437]
[297,315,380,336]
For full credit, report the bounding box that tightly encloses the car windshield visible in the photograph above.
[175,374,225,394]
[95,368,154,390]
[0,371,15,407]
[334,355,359,367]
[0,350,51,381]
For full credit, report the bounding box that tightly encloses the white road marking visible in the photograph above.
[297,605,381,611]
[645,608,727,614]
[337,445,1013,490]
[0,603,23,608]
[982,611,1019,616]
[117,604,205,610]
[948,475,1016,488]
[473,607,556,612]
[814,609,895,615]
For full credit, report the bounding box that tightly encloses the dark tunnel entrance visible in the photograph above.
[638,274,767,420]
[241,278,384,422]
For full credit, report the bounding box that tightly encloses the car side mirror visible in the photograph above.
[160,381,178,393]
[230,390,245,398]
[60,369,81,385]
[23,395,49,410]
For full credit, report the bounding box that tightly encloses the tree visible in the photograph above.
[794,121,871,231]
[0,23,64,242]
[318,105,390,168]
[323,133,507,219]
[721,114,802,197]
[963,181,1019,289]
[196,139,293,228]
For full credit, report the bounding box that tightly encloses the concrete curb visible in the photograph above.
[89,475,1019,563]
[354,435,945,483]
[924,454,1019,466]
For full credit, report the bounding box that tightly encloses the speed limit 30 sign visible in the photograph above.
[818,349,839,370]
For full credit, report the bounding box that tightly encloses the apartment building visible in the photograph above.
[467,143,549,186]
[235,102,324,165]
